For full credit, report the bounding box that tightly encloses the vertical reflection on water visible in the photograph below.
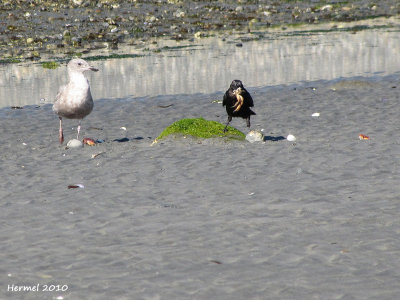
[0,29,399,108]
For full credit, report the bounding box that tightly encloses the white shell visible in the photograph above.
[66,139,83,149]
[287,134,296,142]
[311,112,320,117]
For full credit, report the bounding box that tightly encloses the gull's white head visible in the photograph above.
[67,58,98,73]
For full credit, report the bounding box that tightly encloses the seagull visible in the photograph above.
[222,80,255,132]
[53,58,98,144]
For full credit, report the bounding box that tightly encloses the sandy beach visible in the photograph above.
[1,73,400,299]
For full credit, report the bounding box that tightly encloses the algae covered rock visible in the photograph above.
[155,118,245,142]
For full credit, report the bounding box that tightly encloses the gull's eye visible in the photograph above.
[78,62,82,66]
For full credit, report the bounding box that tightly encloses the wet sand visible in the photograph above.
[1,75,400,299]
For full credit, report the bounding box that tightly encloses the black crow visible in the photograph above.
[222,80,255,132]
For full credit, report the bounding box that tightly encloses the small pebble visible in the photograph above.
[194,31,204,38]
[312,112,320,117]
[287,134,296,142]
[83,138,96,146]
[68,184,84,189]
[246,130,264,143]
[359,134,370,140]
[66,139,83,149]
[321,5,333,11]
[235,6,243,12]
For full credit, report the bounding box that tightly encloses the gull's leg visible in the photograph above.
[59,117,64,144]
[223,116,232,132]
[76,119,82,140]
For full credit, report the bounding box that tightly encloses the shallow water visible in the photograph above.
[0,27,400,109]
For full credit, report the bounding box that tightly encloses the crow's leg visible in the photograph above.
[246,116,251,128]
[223,116,232,132]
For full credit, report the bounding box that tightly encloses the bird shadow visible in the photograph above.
[112,136,146,143]
[113,137,130,143]
[263,135,285,142]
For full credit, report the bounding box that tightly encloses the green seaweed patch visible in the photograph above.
[149,45,201,53]
[276,24,391,37]
[85,53,144,61]
[160,45,200,51]
[41,61,60,69]
[156,118,245,141]
[0,58,21,64]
